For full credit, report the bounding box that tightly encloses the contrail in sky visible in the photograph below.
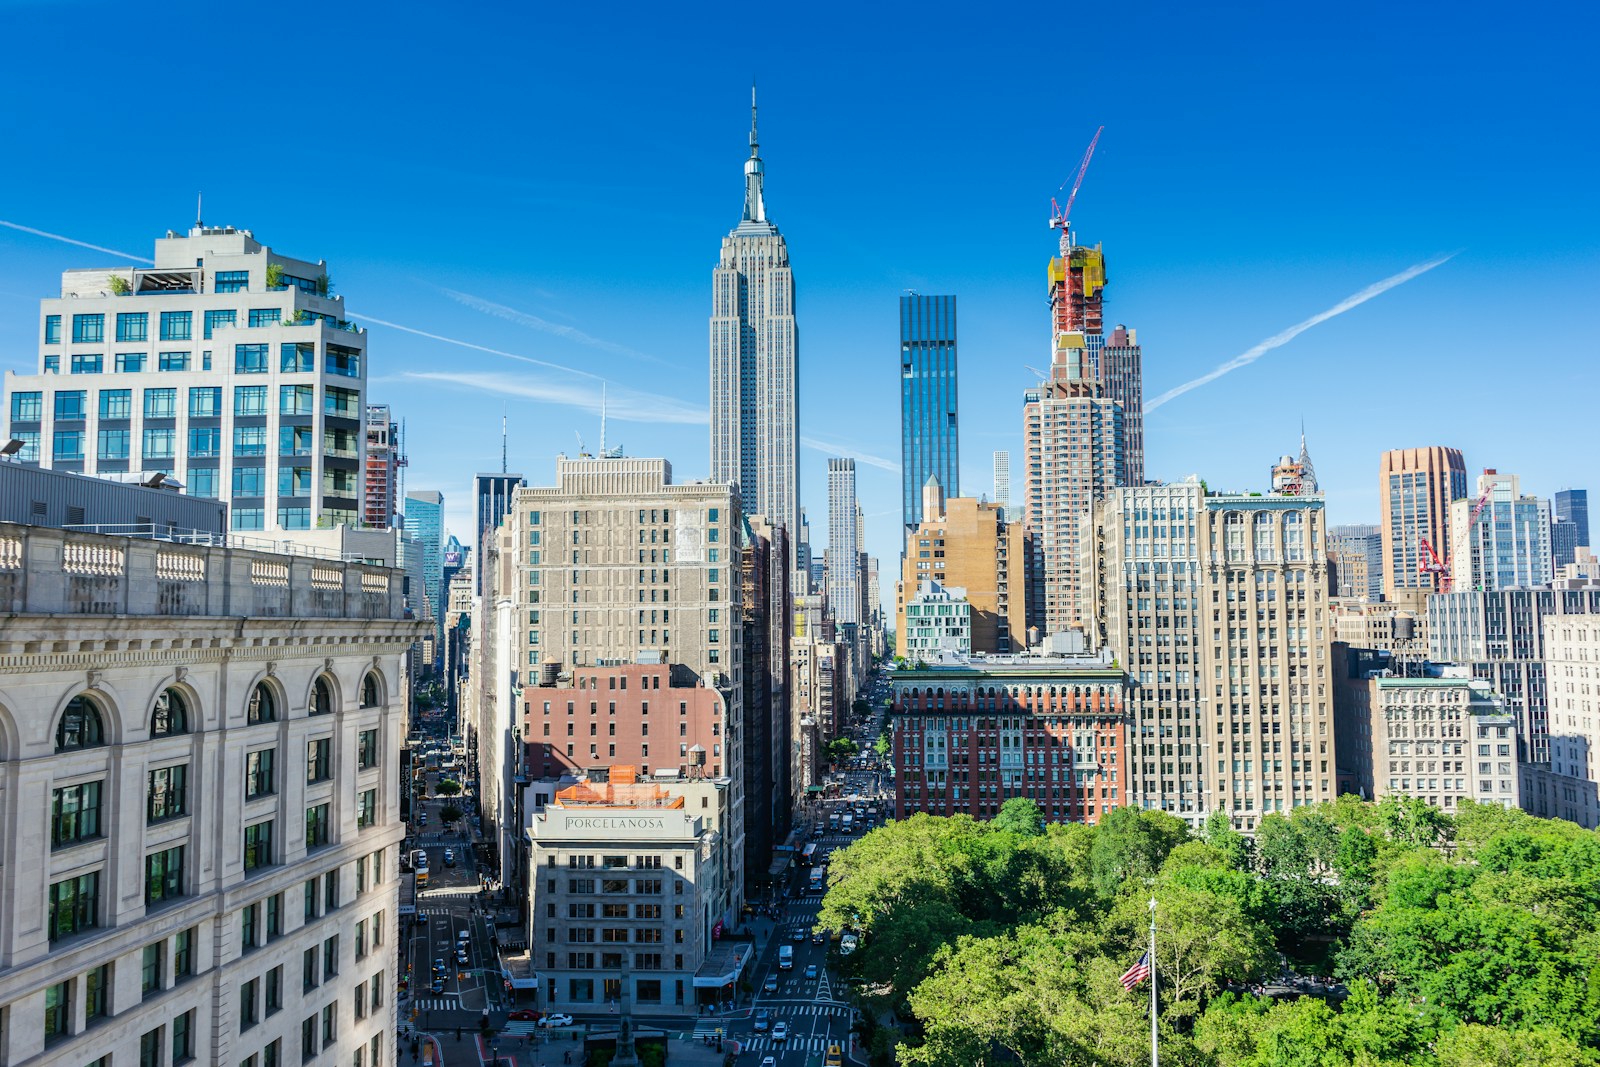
[1143,253,1457,414]
[441,287,670,365]
[0,219,153,262]
[351,313,606,381]
[801,436,900,473]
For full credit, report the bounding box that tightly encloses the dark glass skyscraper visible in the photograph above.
[900,294,959,529]
[1556,489,1589,548]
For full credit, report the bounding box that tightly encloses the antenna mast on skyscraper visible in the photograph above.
[501,406,507,474]
[1050,126,1103,255]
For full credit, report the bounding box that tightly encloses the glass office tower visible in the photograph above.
[900,294,959,530]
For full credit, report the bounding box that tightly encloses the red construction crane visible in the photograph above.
[1050,126,1104,250]
[1417,487,1495,593]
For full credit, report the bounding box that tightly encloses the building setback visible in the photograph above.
[3,225,368,533]
[899,294,960,530]
[0,521,419,1067]
[896,482,1026,658]
[1379,446,1467,599]
[889,652,1129,824]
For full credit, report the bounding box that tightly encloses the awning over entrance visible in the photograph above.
[693,942,753,988]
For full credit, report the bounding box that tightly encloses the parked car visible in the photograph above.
[507,1009,540,1021]
[540,1013,574,1028]
[456,948,469,965]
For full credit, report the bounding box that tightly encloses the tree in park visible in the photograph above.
[827,737,857,764]
[436,779,462,797]
[440,804,463,824]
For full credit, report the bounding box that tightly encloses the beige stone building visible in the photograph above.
[895,482,1027,658]
[1540,614,1600,827]
[1378,446,1467,599]
[0,522,419,1067]
[1370,676,1518,812]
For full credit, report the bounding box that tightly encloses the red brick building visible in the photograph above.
[523,662,729,780]
[889,654,1129,824]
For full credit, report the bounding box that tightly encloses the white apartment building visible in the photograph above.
[901,581,972,658]
[1370,676,1519,812]
[0,522,421,1066]
[1449,469,1553,592]
[3,225,368,533]
[1541,614,1600,827]
[526,769,742,1013]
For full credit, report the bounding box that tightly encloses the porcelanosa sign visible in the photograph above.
[565,816,670,831]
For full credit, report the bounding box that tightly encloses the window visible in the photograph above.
[280,425,314,456]
[203,309,236,339]
[56,695,105,750]
[358,728,379,769]
[233,506,265,531]
[278,506,310,530]
[280,384,314,415]
[45,979,71,1040]
[144,387,177,418]
[152,688,189,735]
[97,428,130,460]
[52,780,104,847]
[174,927,195,978]
[311,676,335,715]
[248,309,280,328]
[357,789,377,829]
[188,386,221,417]
[115,311,148,342]
[141,1027,162,1067]
[48,871,100,940]
[55,390,88,420]
[143,427,176,460]
[303,947,319,992]
[148,764,189,822]
[306,804,331,849]
[235,386,268,416]
[267,891,283,940]
[235,343,270,373]
[301,1015,317,1060]
[158,351,190,372]
[242,902,261,952]
[74,313,105,343]
[241,977,260,1030]
[172,1009,194,1063]
[324,870,339,911]
[45,314,61,344]
[98,388,131,419]
[307,738,332,782]
[145,845,185,905]
[71,353,103,374]
[245,820,275,871]
[246,749,276,798]
[11,430,39,461]
[44,354,59,373]
[321,1003,336,1047]
[11,390,42,420]
[115,351,146,373]
[189,467,218,498]
[142,942,164,996]
[326,344,361,377]
[215,270,250,293]
[188,426,221,458]
[266,965,284,1015]
[325,387,359,417]
[159,311,192,342]
[323,934,339,978]
[248,683,277,724]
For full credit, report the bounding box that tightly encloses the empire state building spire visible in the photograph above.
[743,83,765,223]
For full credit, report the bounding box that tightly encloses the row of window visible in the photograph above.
[13,381,360,423]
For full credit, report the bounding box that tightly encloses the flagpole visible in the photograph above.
[1149,895,1159,1067]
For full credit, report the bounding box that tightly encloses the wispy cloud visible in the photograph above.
[1144,253,1458,414]
[353,313,605,381]
[0,220,153,262]
[800,436,900,473]
[402,370,708,426]
[440,287,671,365]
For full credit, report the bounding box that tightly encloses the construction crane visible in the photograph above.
[1416,485,1496,592]
[1049,125,1104,253]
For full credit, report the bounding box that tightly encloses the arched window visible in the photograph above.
[151,689,189,737]
[310,676,334,716]
[247,683,276,725]
[56,696,105,751]
[361,673,381,709]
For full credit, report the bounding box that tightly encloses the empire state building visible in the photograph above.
[710,90,798,560]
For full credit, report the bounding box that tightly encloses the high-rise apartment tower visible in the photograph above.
[1379,446,1467,599]
[827,458,860,627]
[899,294,959,529]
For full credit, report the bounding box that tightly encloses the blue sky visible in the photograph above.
[2,1,1596,600]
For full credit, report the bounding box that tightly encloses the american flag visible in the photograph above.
[1120,952,1151,991]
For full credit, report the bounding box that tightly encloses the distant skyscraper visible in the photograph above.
[795,507,813,591]
[900,294,959,529]
[406,489,445,650]
[1449,469,1553,591]
[364,404,404,528]
[1379,446,1467,598]
[473,472,525,594]
[710,91,797,563]
[1329,523,1384,601]
[1100,324,1144,485]
[827,458,860,626]
[993,451,1011,520]
[1556,489,1590,555]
